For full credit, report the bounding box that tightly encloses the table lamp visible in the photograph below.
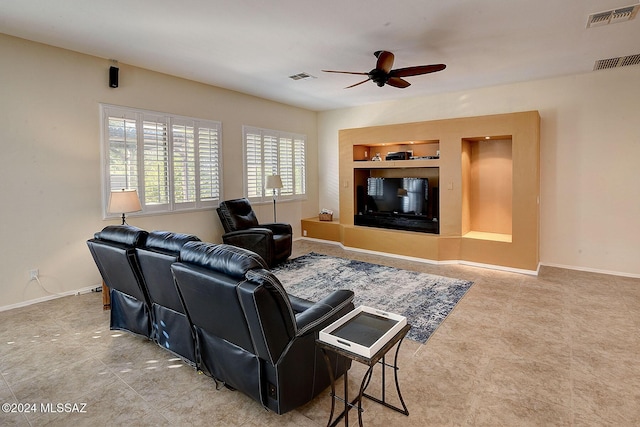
[108,189,142,224]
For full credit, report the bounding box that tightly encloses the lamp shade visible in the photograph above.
[108,189,142,214]
[265,175,283,190]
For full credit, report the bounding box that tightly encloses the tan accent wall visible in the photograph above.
[338,111,540,271]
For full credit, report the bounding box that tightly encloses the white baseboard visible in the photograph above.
[458,260,539,276]
[0,284,101,312]
[539,262,640,279]
[296,236,342,245]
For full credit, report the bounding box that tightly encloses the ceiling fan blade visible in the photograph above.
[386,77,411,88]
[345,78,371,89]
[389,64,446,78]
[374,50,395,73]
[322,70,369,75]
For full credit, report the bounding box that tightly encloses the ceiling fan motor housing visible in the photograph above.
[368,69,389,86]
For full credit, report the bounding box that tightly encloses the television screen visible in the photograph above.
[366,177,428,215]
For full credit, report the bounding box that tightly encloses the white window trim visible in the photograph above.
[100,104,223,219]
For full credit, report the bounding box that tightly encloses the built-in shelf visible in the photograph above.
[335,111,540,272]
[301,217,341,242]
[353,140,440,162]
[463,231,512,243]
[353,159,440,168]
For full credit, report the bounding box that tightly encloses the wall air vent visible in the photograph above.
[289,72,316,81]
[593,54,640,70]
[587,4,639,27]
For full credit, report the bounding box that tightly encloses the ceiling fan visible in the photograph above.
[323,50,446,89]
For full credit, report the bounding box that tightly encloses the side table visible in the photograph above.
[317,323,411,426]
[102,281,110,310]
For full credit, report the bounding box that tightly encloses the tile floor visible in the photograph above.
[1,239,639,426]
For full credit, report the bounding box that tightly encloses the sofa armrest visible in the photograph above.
[223,228,273,241]
[289,295,315,314]
[295,290,354,337]
[221,228,275,261]
[261,223,293,236]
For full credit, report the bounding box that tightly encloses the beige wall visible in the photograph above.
[318,67,640,277]
[2,32,639,310]
[0,34,318,308]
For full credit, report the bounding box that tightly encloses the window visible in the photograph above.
[243,126,306,203]
[102,104,222,217]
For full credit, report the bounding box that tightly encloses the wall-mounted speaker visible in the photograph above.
[109,66,119,88]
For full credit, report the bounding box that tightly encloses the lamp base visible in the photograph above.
[272,190,277,222]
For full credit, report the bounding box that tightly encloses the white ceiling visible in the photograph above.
[1,0,638,111]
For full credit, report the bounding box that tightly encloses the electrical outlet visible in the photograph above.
[29,269,39,281]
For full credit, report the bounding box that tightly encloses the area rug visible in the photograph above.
[272,252,474,344]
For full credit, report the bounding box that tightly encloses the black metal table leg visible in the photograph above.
[361,334,409,416]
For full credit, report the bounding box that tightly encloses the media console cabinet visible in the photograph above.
[303,111,540,273]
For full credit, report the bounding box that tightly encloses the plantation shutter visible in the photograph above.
[107,114,138,192]
[279,136,293,196]
[263,132,279,198]
[198,125,221,202]
[243,125,306,203]
[172,122,196,206]
[142,116,170,211]
[245,129,264,199]
[102,104,221,217]
[294,136,306,195]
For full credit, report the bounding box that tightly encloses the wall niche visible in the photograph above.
[462,136,513,241]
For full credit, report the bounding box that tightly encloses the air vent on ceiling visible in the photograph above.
[593,53,640,70]
[289,72,316,81]
[587,4,639,27]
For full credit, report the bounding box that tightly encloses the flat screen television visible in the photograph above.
[356,177,439,234]
[365,177,428,214]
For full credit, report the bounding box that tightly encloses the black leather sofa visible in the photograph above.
[87,226,201,363]
[87,225,152,338]
[88,225,354,414]
[136,230,201,365]
[172,241,354,414]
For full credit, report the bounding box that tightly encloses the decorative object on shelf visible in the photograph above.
[319,209,333,221]
[108,188,141,224]
[265,174,283,221]
[385,151,411,161]
[371,152,382,161]
[410,155,439,159]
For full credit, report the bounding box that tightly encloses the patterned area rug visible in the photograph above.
[273,252,474,344]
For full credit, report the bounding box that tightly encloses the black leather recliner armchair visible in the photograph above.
[87,225,152,338]
[135,230,201,365]
[171,241,354,414]
[216,198,292,267]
